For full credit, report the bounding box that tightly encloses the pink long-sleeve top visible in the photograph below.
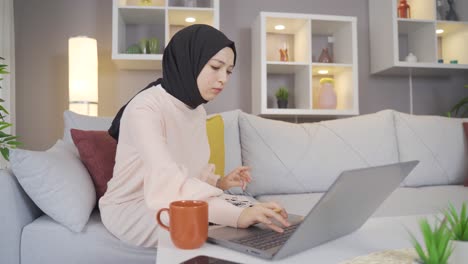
[99,85,243,248]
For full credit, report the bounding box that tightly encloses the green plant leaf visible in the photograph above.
[0,147,9,161]
[0,123,12,130]
[0,105,10,115]
[0,135,18,143]
[7,141,21,146]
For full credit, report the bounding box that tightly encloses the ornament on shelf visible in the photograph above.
[318,78,337,109]
[184,0,197,7]
[397,0,411,19]
[139,0,152,6]
[436,0,446,20]
[445,0,459,21]
[318,48,332,63]
[405,53,418,63]
[279,43,289,62]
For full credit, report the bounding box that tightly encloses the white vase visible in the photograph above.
[450,240,468,264]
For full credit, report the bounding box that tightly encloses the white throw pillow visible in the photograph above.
[63,110,113,144]
[10,140,96,232]
[239,110,400,196]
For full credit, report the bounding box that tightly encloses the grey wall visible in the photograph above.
[14,0,468,150]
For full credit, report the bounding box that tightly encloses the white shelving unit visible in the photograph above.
[369,0,468,75]
[112,0,219,70]
[251,12,359,117]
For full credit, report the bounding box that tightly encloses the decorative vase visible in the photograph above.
[405,52,418,63]
[139,0,152,6]
[139,38,149,54]
[445,0,459,21]
[318,78,337,109]
[450,240,468,264]
[397,0,411,19]
[279,48,289,62]
[148,37,159,54]
[277,99,288,108]
[318,48,332,63]
[184,0,197,7]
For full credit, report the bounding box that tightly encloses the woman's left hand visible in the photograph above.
[216,166,252,191]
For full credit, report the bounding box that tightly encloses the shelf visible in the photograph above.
[397,20,436,63]
[311,19,355,64]
[252,12,358,116]
[266,62,309,73]
[168,9,215,39]
[119,0,165,7]
[119,7,165,24]
[437,21,468,64]
[370,0,468,75]
[395,0,435,20]
[265,17,310,63]
[112,0,219,69]
[266,65,310,110]
[168,0,214,8]
[112,54,163,69]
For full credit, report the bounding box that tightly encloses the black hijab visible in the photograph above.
[108,24,236,141]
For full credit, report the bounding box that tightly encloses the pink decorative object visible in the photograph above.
[318,78,337,109]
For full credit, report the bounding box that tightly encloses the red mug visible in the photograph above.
[156,200,208,249]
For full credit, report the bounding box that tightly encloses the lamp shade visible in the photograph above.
[68,36,98,116]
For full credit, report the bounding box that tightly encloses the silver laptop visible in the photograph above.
[207,161,419,260]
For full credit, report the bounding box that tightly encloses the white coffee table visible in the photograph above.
[156,214,431,264]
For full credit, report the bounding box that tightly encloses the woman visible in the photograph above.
[99,24,290,248]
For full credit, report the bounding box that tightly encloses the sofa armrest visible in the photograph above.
[0,168,42,264]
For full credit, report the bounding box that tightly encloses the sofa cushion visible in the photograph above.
[71,129,117,200]
[63,111,113,150]
[239,110,399,196]
[206,115,225,176]
[395,111,468,186]
[218,110,243,176]
[21,210,156,264]
[256,185,468,217]
[10,140,96,232]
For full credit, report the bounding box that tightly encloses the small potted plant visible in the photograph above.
[410,217,453,264]
[444,202,468,264]
[275,86,288,109]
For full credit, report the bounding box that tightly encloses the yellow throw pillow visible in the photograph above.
[206,115,225,177]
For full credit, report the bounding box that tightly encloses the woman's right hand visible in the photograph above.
[237,202,290,233]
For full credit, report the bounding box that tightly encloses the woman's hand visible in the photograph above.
[216,166,252,191]
[237,202,290,233]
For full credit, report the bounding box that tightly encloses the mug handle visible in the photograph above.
[156,208,170,231]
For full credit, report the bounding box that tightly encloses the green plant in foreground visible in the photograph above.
[0,56,21,161]
[447,85,468,117]
[0,57,9,89]
[444,202,468,241]
[275,87,289,101]
[410,218,453,264]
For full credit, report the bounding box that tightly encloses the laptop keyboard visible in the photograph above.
[230,223,300,250]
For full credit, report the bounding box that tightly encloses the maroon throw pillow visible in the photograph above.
[70,129,117,199]
[463,123,468,186]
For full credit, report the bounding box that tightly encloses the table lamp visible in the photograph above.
[68,36,98,116]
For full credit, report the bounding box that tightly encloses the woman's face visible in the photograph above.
[197,47,235,101]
